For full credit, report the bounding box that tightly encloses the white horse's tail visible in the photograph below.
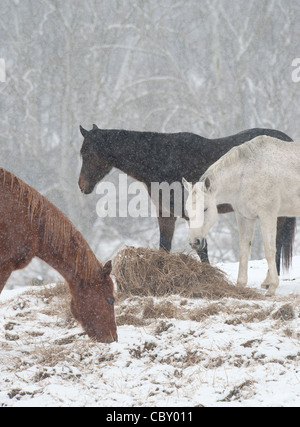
[280,217,296,272]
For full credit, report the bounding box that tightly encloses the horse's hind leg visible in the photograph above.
[260,216,279,296]
[235,214,256,288]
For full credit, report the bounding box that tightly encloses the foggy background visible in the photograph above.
[0,0,300,285]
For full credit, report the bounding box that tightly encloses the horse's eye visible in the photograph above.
[107,298,115,306]
[204,208,208,213]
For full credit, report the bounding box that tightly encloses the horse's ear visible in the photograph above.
[92,124,99,130]
[80,125,89,138]
[204,177,211,191]
[182,178,192,193]
[103,260,112,277]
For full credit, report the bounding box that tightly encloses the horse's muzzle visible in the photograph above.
[78,176,94,195]
[93,332,118,344]
[191,238,206,251]
[105,336,118,344]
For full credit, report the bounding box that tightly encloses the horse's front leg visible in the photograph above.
[149,186,177,252]
[235,213,256,288]
[260,216,279,296]
[157,216,177,252]
[195,240,210,264]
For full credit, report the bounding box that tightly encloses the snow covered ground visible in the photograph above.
[0,257,300,407]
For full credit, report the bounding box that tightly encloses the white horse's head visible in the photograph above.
[183,177,218,250]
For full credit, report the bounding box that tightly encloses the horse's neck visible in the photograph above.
[98,130,160,182]
[38,244,85,286]
[36,214,100,288]
[212,164,242,205]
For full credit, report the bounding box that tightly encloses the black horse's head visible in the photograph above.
[78,124,113,194]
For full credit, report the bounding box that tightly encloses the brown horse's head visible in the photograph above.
[70,261,118,343]
[78,125,112,194]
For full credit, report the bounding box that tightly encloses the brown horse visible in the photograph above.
[0,168,117,343]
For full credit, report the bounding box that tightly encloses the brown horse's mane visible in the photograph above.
[0,168,101,282]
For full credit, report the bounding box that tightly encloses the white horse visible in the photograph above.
[183,135,300,296]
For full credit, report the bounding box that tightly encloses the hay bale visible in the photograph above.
[113,247,263,300]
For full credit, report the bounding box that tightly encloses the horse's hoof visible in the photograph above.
[261,283,270,290]
[266,288,276,297]
[236,282,246,288]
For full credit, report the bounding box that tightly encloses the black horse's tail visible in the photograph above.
[280,218,297,272]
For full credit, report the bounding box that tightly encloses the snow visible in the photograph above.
[0,257,300,407]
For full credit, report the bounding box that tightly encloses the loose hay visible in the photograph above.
[113,247,263,300]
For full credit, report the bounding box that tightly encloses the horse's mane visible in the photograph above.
[200,138,261,184]
[0,168,101,282]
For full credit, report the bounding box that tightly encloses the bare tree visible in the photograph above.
[0,0,299,273]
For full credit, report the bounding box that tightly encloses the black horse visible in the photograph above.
[78,125,295,273]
